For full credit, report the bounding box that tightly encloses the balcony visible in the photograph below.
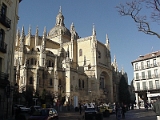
[0,13,11,28]
[0,41,7,53]
[0,71,9,88]
[134,86,160,92]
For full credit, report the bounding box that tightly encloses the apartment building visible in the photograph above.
[132,51,160,108]
[0,0,21,119]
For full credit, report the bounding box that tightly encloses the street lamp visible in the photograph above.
[88,90,92,102]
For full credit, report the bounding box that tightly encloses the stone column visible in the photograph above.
[135,93,139,109]
[147,92,151,103]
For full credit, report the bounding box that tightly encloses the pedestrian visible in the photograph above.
[116,102,122,119]
[121,103,126,119]
[153,96,160,120]
[79,103,82,115]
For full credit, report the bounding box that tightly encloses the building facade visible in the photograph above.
[132,51,160,108]
[14,7,128,107]
[0,0,21,119]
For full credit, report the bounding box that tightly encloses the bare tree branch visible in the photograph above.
[116,0,160,38]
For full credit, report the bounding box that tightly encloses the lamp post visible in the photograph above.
[88,90,92,102]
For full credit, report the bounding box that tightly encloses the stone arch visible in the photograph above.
[99,71,112,102]
[46,58,54,67]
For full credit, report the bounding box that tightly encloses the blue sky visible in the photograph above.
[17,0,160,84]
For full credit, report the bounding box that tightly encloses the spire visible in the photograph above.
[41,26,46,52]
[16,28,20,38]
[35,26,39,46]
[105,34,110,50]
[35,26,39,36]
[16,28,20,46]
[92,24,96,36]
[121,66,124,75]
[59,6,62,13]
[28,25,31,36]
[43,26,47,38]
[70,22,75,32]
[20,26,25,40]
[114,55,116,64]
[106,34,109,44]
[19,26,25,52]
[56,6,64,26]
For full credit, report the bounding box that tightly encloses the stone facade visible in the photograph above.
[0,0,21,119]
[14,7,127,107]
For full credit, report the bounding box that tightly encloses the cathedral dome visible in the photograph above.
[48,7,71,38]
[48,25,71,38]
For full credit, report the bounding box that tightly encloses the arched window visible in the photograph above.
[29,77,33,84]
[27,59,29,65]
[31,58,34,65]
[79,49,82,56]
[79,79,81,88]
[50,78,52,86]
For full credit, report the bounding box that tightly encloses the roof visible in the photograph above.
[131,51,160,64]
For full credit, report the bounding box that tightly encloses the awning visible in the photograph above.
[147,93,160,98]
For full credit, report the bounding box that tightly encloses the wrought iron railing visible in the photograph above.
[0,41,7,53]
[0,12,11,28]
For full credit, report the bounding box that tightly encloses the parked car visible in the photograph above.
[84,107,103,120]
[14,104,24,110]
[99,106,110,117]
[28,108,58,120]
[30,105,42,111]
[14,104,30,120]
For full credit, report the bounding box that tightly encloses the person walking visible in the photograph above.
[153,96,160,120]
[79,103,82,115]
[121,103,126,119]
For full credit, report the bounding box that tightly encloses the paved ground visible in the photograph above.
[59,108,157,120]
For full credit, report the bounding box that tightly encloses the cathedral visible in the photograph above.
[14,7,127,107]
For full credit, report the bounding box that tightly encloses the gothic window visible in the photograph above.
[79,49,82,56]
[82,80,84,88]
[29,77,33,84]
[98,51,101,58]
[31,58,34,65]
[27,59,29,65]
[99,75,104,89]
[79,79,81,88]
[50,78,52,86]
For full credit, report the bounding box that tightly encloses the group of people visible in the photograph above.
[115,102,126,119]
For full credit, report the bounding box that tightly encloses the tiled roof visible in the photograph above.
[132,51,160,63]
